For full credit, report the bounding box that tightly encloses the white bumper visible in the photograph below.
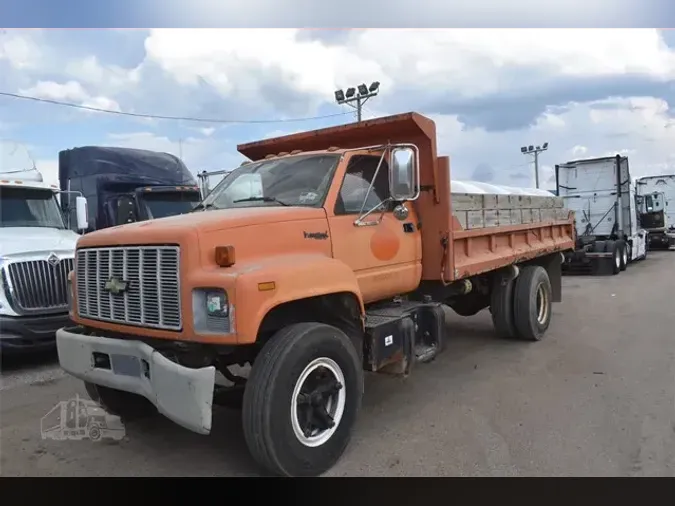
[56,327,216,435]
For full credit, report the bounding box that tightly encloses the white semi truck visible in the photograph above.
[555,155,648,275]
[0,169,88,354]
[635,174,675,250]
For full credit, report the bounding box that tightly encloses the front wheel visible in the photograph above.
[242,322,363,477]
[617,240,628,271]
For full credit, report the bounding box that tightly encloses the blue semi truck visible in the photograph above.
[59,146,201,232]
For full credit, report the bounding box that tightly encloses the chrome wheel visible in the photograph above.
[290,357,346,448]
[536,283,549,325]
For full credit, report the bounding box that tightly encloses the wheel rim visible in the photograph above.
[615,249,621,269]
[536,283,549,325]
[290,357,346,448]
[622,248,628,265]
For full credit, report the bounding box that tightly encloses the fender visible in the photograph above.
[231,253,364,344]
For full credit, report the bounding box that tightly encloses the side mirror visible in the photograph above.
[389,146,418,201]
[75,196,89,231]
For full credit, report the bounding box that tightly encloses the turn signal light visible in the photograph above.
[215,245,236,267]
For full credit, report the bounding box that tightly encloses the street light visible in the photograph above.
[333,81,381,122]
[519,142,549,189]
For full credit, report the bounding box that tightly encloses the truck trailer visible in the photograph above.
[556,155,647,275]
[635,174,675,250]
[56,112,575,477]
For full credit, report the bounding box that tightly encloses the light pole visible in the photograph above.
[520,142,549,188]
[334,81,380,122]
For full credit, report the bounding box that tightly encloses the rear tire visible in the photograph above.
[512,265,553,341]
[84,382,157,421]
[490,275,517,339]
[242,322,363,477]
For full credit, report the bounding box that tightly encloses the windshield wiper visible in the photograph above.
[233,196,291,206]
[191,202,219,212]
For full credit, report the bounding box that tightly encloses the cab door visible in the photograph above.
[326,151,422,303]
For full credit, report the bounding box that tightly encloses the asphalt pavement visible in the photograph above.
[1,252,674,476]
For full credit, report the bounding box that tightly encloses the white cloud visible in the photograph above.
[142,28,675,103]
[423,96,675,186]
[0,31,43,69]
[19,80,121,112]
[5,28,675,192]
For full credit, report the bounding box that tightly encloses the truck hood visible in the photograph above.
[0,227,80,259]
[77,206,327,247]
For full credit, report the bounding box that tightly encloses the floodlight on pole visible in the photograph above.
[333,81,381,123]
[519,142,549,189]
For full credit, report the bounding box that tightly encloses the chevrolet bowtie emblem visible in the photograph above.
[104,277,129,295]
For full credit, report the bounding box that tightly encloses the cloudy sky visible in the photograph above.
[3,28,675,191]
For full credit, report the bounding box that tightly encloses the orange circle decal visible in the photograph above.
[370,225,400,261]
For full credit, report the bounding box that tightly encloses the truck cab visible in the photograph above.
[0,169,88,353]
[59,146,201,232]
[635,175,675,250]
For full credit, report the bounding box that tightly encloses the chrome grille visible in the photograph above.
[5,258,74,313]
[76,246,181,331]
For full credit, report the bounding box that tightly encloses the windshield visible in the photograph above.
[0,186,65,229]
[199,154,340,210]
[141,191,201,219]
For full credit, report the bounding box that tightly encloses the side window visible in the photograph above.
[335,155,391,215]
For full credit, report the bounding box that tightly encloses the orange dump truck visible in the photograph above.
[56,112,575,476]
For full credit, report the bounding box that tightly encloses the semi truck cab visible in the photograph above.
[104,185,201,226]
[59,146,201,232]
[635,175,675,250]
[0,170,88,353]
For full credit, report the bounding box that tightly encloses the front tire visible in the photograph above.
[512,265,553,341]
[617,240,628,271]
[242,322,363,477]
[605,240,621,275]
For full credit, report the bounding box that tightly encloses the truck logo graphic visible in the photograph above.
[47,253,61,267]
[41,394,126,442]
[104,277,129,295]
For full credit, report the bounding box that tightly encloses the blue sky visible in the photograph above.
[3,27,675,191]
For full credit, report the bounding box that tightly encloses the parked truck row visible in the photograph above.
[55,112,575,477]
[555,155,674,276]
[0,146,201,353]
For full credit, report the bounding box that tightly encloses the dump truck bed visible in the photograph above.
[236,112,575,283]
[447,180,575,280]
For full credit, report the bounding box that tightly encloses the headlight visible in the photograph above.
[206,291,228,318]
[192,288,231,334]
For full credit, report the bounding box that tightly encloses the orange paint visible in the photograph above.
[370,224,400,261]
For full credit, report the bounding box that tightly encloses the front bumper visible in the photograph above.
[0,312,71,354]
[647,233,675,248]
[56,326,216,435]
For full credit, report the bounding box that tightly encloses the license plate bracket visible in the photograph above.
[110,354,142,377]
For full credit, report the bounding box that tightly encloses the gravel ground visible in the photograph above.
[1,251,674,477]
